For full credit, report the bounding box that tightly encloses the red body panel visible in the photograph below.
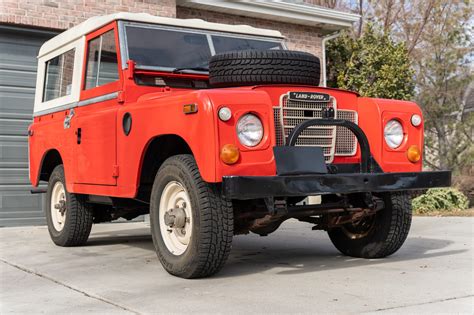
[73,100,118,185]
[29,22,424,199]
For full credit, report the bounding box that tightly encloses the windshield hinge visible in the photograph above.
[118,91,125,104]
[127,60,135,80]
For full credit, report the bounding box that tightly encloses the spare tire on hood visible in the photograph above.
[209,50,321,87]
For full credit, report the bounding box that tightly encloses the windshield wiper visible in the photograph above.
[172,67,209,74]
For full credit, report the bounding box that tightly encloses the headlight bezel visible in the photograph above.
[384,119,405,149]
[236,113,264,147]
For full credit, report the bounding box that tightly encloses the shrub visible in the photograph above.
[412,188,469,213]
[453,174,474,207]
[326,24,415,100]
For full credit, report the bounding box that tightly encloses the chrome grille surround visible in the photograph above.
[274,92,358,163]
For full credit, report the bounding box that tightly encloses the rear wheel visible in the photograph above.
[45,165,93,246]
[327,192,412,258]
[150,155,233,278]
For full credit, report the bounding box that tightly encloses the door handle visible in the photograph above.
[76,128,82,144]
[64,108,75,129]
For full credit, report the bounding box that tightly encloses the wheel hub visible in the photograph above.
[158,181,193,255]
[54,200,67,215]
[342,215,376,239]
[50,181,67,232]
[164,205,187,229]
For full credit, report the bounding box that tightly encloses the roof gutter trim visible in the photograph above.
[178,0,360,27]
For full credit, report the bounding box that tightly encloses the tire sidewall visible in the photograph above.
[150,161,203,277]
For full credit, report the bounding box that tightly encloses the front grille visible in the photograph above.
[274,93,358,163]
[335,110,358,156]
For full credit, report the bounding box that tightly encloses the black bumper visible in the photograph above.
[222,171,451,200]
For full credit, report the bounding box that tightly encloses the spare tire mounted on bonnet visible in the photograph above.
[209,50,321,87]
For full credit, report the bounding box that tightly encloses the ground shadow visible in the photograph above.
[87,226,153,251]
[218,234,465,278]
[84,222,468,278]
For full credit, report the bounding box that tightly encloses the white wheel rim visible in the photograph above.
[50,181,67,231]
[159,181,193,255]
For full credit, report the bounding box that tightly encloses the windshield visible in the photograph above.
[124,24,284,71]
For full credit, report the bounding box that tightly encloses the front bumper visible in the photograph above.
[223,118,451,200]
[223,171,451,200]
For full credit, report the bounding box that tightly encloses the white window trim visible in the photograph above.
[34,38,85,115]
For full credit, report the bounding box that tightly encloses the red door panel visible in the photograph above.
[73,22,122,186]
[73,100,117,185]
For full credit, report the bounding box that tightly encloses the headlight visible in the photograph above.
[236,114,263,147]
[384,119,404,149]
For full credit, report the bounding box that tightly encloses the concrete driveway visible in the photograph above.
[0,217,473,314]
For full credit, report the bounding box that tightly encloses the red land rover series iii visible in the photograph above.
[29,13,451,278]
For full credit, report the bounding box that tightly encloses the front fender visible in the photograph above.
[117,90,218,193]
[358,97,423,172]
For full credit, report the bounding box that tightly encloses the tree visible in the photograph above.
[325,0,473,173]
[413,1,473,172]
[369,0,436,54]
[327,24,415,100]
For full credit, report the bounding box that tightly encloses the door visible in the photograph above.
[0,26,57,226]
[74,24,121,185]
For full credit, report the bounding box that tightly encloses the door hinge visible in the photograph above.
[113,165,119,178]
[118,91,125,104]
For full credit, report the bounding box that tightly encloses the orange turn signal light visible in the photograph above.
[407,145,421,163]
[220,144,240,165]
[183,103,198,114]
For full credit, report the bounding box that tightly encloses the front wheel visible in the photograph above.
[327,192,412,258]
[150,155,233,278]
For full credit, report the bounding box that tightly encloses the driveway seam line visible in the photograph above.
[0,258,141,315]
[369,294,474,312]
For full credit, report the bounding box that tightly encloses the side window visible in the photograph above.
[84,30,119,90]
[43,49,75,102]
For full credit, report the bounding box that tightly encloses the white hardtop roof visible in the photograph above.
[38,12,284,58]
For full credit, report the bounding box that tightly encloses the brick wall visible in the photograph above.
[0,1,323,59]
[177,7,322,58]
[0,0,176,30]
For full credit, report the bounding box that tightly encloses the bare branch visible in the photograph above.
[407,0,436,55]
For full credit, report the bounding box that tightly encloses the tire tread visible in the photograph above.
[209,50,321,87]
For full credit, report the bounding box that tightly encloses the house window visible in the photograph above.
[43,49,75,102]
[84,30,119,90]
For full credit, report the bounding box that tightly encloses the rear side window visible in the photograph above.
[43,49,75,102]
[84,30,119,89]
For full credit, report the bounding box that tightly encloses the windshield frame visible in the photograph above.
[117,21,287,73]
